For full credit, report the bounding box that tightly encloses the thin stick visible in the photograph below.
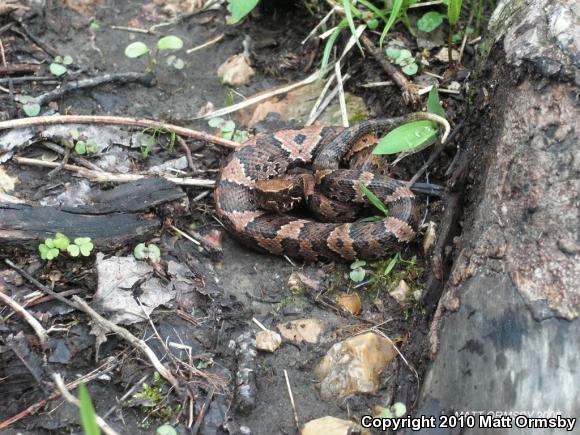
[175,135,196,171]
[3,259,180,391]
[251,317,268,332]
[186,33,224,54]
[307,73,351,125]
[103,374,149,419]
[110,25,152,34]
[302,7,336,44]
[13,157,215,186]
[0,284,49,345]
[0,356,118,430]
[360,81,394,88]
[52,374,120,435]
[306,72,336,125]
[72,296,181,391]
[190,388,214,434]
[197,71,320,120]
[35,72,156,105]
[334,63,348,128]
[0,115,239,148]
[284,369,300,431]
[170,224,201,246]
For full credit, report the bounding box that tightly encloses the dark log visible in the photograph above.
[0,178,185,252]
[0,202,160,252]
[412,0,579,432]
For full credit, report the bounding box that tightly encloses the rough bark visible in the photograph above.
[415,0,579,432]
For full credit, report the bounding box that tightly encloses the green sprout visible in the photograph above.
[50,55,73,77]
[134,243,161,261]
[17,95,41,117]
[349,260,367,283]
[385,44,418,76]
[66,130,98,155]
[208,117,249,143]
[38,233,93,261]
[125,35,184,72]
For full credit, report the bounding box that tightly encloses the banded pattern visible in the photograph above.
[214,120,420,261]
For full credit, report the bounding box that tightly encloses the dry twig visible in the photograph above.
[0,115,239,148]
[13,156,215,187]
[52,374,120,435]
[0,283,48,344]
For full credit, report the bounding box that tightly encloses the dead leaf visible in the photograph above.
[217,54,255,86]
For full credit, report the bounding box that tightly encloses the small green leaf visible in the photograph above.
[86,139,98,153]
[172,58,185,70]
[75,141,87,155]
[79,383,101,435]
[62,55,73,65]
[79,242,94,256]
[134,243,147,260]
[125,41,150,58]
[67,244,80,257]
[427,86,446,118]
[45,238,55,249]
[417,11,445,33]
[384,254,399,276]
[89,20,100,33]
[39,244,59,260]
[208,117,224,128]
[385,47,401,60]
[157,35,183,51]
[349,267,366,283]
[49,63,67,77]
[391,402,407,418]
[366,18,379,30]
[397,49,412,61]
[147,244,161,260]
[74,237,92,245]
[402,62,418,75]
[69,129,80,140]
[54,56,63,64]
[53,233,70,250]
[156,425,177,435]
[452,32,462,43]
[351,260,367,269]
[228,0,260,24]
[358,182,390,216]
[23,102,40,117]
[222,120,236,132]
[373,120,438,155]
[379,407,394,418]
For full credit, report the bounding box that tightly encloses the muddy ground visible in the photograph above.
[0,1,479,434]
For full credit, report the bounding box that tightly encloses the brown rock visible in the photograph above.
[314,332,397,401]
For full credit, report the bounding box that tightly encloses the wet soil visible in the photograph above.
[0,1,472,434]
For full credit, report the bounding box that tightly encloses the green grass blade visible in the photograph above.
[79,383,101,435]
[448,0,463,26]
[342,0,363,53]
[320,20,348,78]
[379,0,404,47]
[373,120,438,155]
[357,0,388,23]
[358,182,389,216]
[427,86,446,118]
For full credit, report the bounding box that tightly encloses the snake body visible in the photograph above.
[214,118,420,261]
